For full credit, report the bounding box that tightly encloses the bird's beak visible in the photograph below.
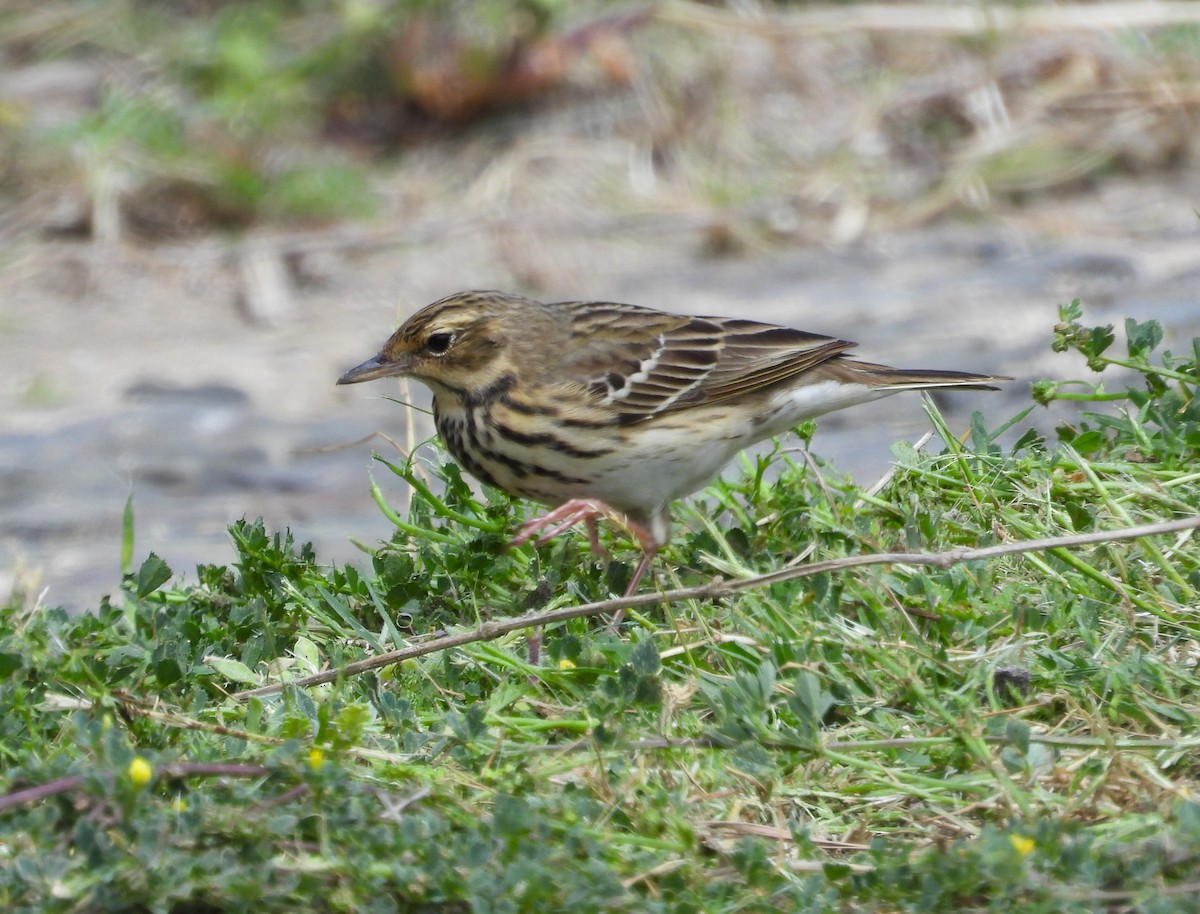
[336,354,409,385]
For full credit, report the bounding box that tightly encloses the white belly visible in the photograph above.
[588,380,888,511]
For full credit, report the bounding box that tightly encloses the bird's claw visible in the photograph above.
[508,499,614,555]
[507,499,658,598]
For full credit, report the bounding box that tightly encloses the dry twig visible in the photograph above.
[662,1,1200,36]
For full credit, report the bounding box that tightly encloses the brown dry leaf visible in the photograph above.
[392,7,651,124]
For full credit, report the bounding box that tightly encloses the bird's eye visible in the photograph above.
[425,332,454,355]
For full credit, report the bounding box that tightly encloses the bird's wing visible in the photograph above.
[686,317,857,405]
[553,302,855,424]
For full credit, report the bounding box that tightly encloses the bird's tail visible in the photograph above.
[847,362,1011,392]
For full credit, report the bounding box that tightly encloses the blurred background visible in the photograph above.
[1,0,1198,611]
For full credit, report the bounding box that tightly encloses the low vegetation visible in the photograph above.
[2,302,1198,912]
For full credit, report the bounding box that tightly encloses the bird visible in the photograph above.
[338,290,1009,594]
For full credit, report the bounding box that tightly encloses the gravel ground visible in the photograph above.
[2,171,1198,611]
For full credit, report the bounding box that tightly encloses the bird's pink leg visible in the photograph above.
[507,498,660,597]
[509,499,615,553]
[584,517,604,556]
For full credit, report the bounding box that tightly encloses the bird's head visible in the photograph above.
[337,291,523,401]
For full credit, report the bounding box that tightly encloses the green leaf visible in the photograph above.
[999,745,1026,773]
[1179,801,1200,839]
[1064,500,1094,531]
[629,639,660,676]
[1005,718,1030,755]
[730,741,775,782]
[135,553,173,598]
[1083,323,1116,370]
[121,494,135,577]
[292,635,321,674]
[823,862,854,880]
[0,651,23,677]
[969,411,991,452]
[285,683,320,725]
[790,671,833,724]
[205,655,261,685]
[1125,318,1163,359]
[1070,429,1107,455]
[154,656,184,686]
[492,793,531,838]
[1012,427,1044,451]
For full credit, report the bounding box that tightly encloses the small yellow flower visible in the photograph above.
[558,659,576,670]
[171,796,188,813]
[1010,835,1036,858]
[308,748,325,771]
[128,757,153,788]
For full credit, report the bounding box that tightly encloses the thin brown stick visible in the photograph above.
[1054,881,1200,903]
[0,763,275,814]
[233,514,1200,699]
[702,820,871,852]
[0,776,87,813]
[485,730,1200,756]
[662,1,1200,36]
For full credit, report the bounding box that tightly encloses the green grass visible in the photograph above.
[2,303,1200,912]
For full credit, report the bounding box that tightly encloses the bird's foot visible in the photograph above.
[509,499,615,555]
[508,499,658,597]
